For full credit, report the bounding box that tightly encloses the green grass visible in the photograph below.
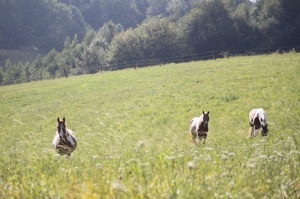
[0,53,300,198]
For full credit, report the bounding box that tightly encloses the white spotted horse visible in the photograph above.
[52,118,77,156]
[190,111,210,144]
[249,108,268,138]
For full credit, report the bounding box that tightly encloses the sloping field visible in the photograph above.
[0,53,299,198]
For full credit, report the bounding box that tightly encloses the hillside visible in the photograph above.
[0,53,299,198]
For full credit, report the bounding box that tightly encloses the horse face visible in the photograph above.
[202,111,210,127]
[261,124,268,136]
[57,117,66,138]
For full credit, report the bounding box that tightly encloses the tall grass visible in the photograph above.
[0,53,299,198]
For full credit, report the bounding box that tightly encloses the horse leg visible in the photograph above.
[248,127,254,138]
[261,126,268,136]
[191,132,197,144]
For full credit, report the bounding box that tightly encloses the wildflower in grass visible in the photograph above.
[228,181,235,188]
[166,156,176,160]
[274,150,284,158]
[177,154,184,158]
[221,171,229,177]
[258,155,268,160]
[204,154,212,162]
[111,181,127,192]
[247,163,256,168]
[138,140,144,148]
[126,159,138,164]
[139,162,150,167]
[203,147,213,151]
[228,152,235,157]
[95,163,102,169]
[221,154,228,161]
[60,168,66,172]
[188,161,195,170]
[134,141,145,151]
[226,192,233,198]
[118,167,123,173]
[269,155,277,161]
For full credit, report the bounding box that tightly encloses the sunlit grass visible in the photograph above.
[0,53,300,198]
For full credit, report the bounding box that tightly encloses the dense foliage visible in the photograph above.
[0,0,300,85]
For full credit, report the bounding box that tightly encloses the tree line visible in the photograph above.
[0,0,300,85]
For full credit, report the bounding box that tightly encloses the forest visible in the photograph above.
[0,0,300,85]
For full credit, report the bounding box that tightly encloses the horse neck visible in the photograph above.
[59,125,69,137]
[199,120,205,126]
[199,114,208,124]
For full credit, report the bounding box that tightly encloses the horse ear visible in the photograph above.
[202,111,205,115]
[207,111,209,115]
[57,118,60,122]
[63,118,65,123]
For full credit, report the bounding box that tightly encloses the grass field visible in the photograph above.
[0,53,299,198]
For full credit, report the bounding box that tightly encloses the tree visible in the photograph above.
[231,2,260,48]
[2,59,27,84]
[0,0,86,52]
[109,17,180,66]
[44,49,58,78]
[0,69,3,85]
[29,54,44,81]
[254,0,300,47]
[182,0,238,53]
[147,0,168,16]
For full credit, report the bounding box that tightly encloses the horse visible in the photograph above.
[249,108,268,138]
[52,117,77,156]
[190,111,210,144]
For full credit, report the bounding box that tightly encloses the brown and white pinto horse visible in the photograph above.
[52,118,77,156]
[249,108,268,138]
[190,111,210,144]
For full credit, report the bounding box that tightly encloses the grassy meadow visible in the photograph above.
[0,53,300,198]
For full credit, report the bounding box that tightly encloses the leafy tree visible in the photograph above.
[254,0,300,47]
[0,69,3,85]
[182,0,238,53]
[2,59,27,84]
[231,2,260,48]
[138,17,180,59]
[44,49,58,78]
[59,0,146,30]
[109,17,180,66]
[98,21,124,45]
[3,59,14,85]
[0,0,86,52]
[64,36,71,49]
[166,0,193,20]
[147,0,168,16]
[29,54,44,81]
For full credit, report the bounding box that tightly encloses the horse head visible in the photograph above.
[259,117,268,135]
[57,117,66,138]
[202,111,210,127]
